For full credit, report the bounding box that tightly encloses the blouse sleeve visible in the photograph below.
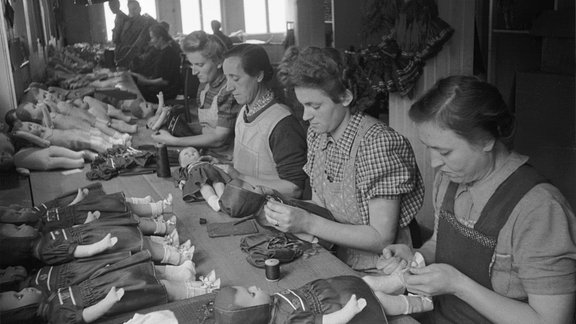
[357,125,420,200]
[507,183,576,295]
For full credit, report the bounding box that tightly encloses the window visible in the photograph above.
[180,0,222,34]
[104,0,157,42]
[244,0,287,34]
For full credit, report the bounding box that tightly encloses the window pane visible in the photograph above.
[181,0,202,34]
[268,0,286,33]
[244,0,267,34]
[138,0,157,18]
[201,0,222,32]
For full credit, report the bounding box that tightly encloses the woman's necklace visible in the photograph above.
[246,89,274,117]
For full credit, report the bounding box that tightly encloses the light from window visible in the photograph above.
[244,0,286,34]
[105,0,157,42]
[244,0,267,34]
[181,0,202,34]
[267,0,286,33]
[181,0,222,34]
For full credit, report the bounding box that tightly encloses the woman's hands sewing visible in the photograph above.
[263,200,312,233]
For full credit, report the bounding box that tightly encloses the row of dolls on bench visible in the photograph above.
[0,182,432,323]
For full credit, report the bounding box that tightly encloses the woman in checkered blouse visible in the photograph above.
[264,46,424,272]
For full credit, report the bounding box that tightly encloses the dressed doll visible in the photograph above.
[177,147,231,211]
[0,251,220,324]
[0,218,194,268]
[214,256,433,324]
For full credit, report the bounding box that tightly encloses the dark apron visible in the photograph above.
[434,164,547,323]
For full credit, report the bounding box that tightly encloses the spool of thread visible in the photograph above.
[156,143,171,178]
[265,258,280,281]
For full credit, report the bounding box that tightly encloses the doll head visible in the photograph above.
[214,286,272,324]
[0,132,15,171]
[0,224,39,268]
[12,121,44,136]
[178,147,201,167]
[0,206,39,224]
[0,266,28,292]
[0,288,42,324]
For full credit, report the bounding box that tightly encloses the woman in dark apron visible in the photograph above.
[378,76,576,323]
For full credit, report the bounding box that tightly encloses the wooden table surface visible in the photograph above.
[30,167,358,294]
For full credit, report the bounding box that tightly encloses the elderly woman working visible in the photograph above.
[220,44,308,198]
[263,47,424,271]
[378,76,576,323]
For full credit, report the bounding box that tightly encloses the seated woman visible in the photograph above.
[213,273,433,324]
[0,251,220,324]
[221,44,308,198]
[377,76,576,323]
[262,47,424,271]
[149,30,240,162]
[177,147,231,210]
[131,23,182,103]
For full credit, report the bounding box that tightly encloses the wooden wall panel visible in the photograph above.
[389,0,475,230]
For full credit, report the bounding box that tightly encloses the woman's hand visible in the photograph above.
[151,129,176,144]
[376,244,414,274]
[264,200,311,233]
[405,263,465,297]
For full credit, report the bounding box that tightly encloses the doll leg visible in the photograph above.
[155,260,196,281]
[135,215,177,236]
[213,182,226,198]
[201,185,220,211]
[144,236,193,265]
[107,104,132,123]
[73,233,118,258]
[129,194,173,217]
[89,138,112,153]
[362,272,406,295]
[374,292,433,316]
[125,196,154,204]
[69,188,91,206]
[110,119,138,134]
[160,270,220,300]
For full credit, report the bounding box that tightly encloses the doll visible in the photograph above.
[0,218,194,268]
[0,251,220,324]
[214,256,433,323]
[11,102,132,145]
[10,120,116,154]
[177,147,232,211]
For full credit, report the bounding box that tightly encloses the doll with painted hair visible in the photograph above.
[177,146,231,211]
[0,252,220,324]
[214,255,433,323]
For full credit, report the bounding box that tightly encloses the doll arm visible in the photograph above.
[73,233,118,258]
[82,287,125,323]
[322,295,367,324]
[12,130,51,147]
[39,103,54,128]
[151,92,171,131]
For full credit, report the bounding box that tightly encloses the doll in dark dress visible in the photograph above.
[0,251,220,324]
[0,219,194,269]
[177,147,231,210]
[214,257,433,323]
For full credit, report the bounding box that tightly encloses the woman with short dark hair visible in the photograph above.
[220,44,308,198]
[265,46,424,271]
[379,75,576,323]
